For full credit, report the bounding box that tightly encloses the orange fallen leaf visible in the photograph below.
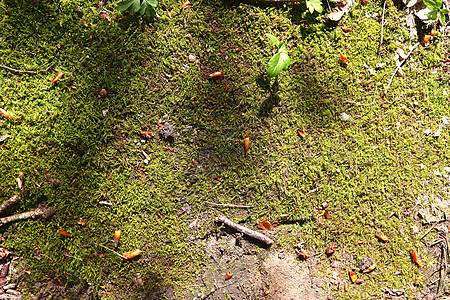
[297,129,306,138]
[326,242,337,255]
[339,53,349,65]
[77,218,87,226]
[421,35,432,46]
[262,290,270,296]
[51,71,63,83]
[362,263,376,273]
[123,249,142,259]
[181,0,192,9]
[349,270,357,283]
[57,229,72,237]
[324,210,331,219]
[375,233,389,242]
[411,249,422,267]
[257,219,274,231]
[114,230,121,248]
[297,249,309,260]
[209,71,224,77]
[414,277,421,286]
[355,278,364,284]
[225,272,233,280]
[430,29,436,37]
[244,134,250,157]
[344,282,349,291]
[0,108,16,119]
[342,27,354,32]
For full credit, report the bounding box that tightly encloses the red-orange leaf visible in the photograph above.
[362,263,376,273]
[51,71,63,83]
[257,219,274,231]
[297,129,306,139]
[349,270,357,283]
[411,249,422,267]
[324,210,331,219]
[114,230,121,248]
[414,277,421,286]
[244,134,250,157]
[326,242,337,255]
[225,272,233,280]
[344,282,349,291]
[339,53,349,65]
[123,249,142,259]
[57,229,72,237]
[0,108,16,119]
[375,233,389,242]
[140,131,155,139]
[342,27,354,32]
[181,0,192,9]
[209,71,224,77]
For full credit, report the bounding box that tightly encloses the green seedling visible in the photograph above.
[424,0,449,25]
[266,34,290,78]
[306,0,323,14]
[117,0,158,18]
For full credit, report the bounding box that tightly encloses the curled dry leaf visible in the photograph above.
[339,53,350,65]
[57,229,72,237]
[0,248,10,260]
[257,219,274,231]
[244,134,250,157]
[225,272,233,280]
[411,249,422,267]
[51,71,64,83]
[362,263,376,273]
[209,71,224,77]
[326,242,337,255]
[0,108,16,119]
[355,278,363,284]
[342,26,354,32]
[414,277,421,286]
[421,35,432,46]
[140,131,156,139]
[114,230,121,248]
[181,0,192,9]
[297,129,306,138]
[324,210,331,219]
[123,249,142,259]
[297,249,309,260]
[262,290,269,296]
[349,270,357,283]
[375,233,388,242]
[344,282,349,292]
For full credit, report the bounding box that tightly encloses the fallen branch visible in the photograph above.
[99,244,126,259]
[0,63,54,74]
[0,204,55,226]
[0,195,20,216]
[215,215,273,245]
[385,42,420,93]
[206,201,253,209]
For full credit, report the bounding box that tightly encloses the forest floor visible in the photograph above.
[0,0,449,299]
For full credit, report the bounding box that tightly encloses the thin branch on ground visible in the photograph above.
[0,195,20,215]
[206,201,253,209]
[378,0,387,58]
[0,204,55,226]
[385,42,420,93]
[0,63,54,74]
[99,245,126,259]
[215,215,273,245]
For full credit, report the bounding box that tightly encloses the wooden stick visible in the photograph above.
[378,0,386,58]
[0,195,19,215]
[215,215,273,245]
[206,201,253,209]
[0,63,54,74]
[99,244,126,259]
[385,42,420,94]
[0,204,55,226]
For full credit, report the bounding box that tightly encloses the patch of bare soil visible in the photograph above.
[191,231,326,300]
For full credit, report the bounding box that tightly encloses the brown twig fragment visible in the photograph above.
[378,0,386,58]
[0,204,55,226]
[385,42,420,93]
[215,215,274,245]
[0,63,54,74]
[206,201,254,209]
[0,195,20,216]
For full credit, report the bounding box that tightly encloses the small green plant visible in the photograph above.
[117,0,158,18]
[266,34,290,78]
[424,0,449,25]
[306,0,323,14]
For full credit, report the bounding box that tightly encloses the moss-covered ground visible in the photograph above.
[0,0,449,298]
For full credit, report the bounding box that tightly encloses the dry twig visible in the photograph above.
[378,0,387,58]
[385,42,420,93]
[0,195,20,216]
[206,201,253,209]
[215,215,273,245]
[0,63,54,74]
[0,204,55,226]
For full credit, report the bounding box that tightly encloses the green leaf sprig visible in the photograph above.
[117,0,158,18]
[266,34,291,78]
[424,0,449,25]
